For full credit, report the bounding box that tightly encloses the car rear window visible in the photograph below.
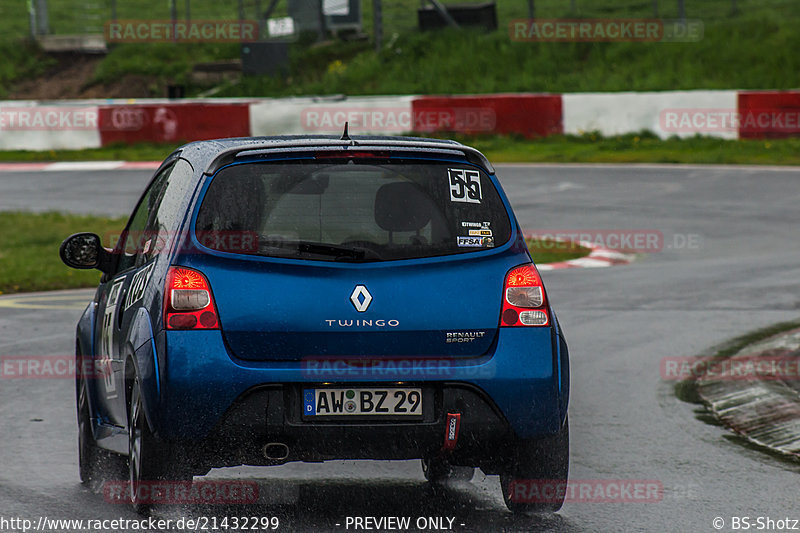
[195,159,511,262]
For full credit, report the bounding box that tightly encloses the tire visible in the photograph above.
[77,376,126,490]
[421,457,475,484]
[500,416,569,514]
[128,375,190,515]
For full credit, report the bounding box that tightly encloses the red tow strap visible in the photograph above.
[442,412,461,451]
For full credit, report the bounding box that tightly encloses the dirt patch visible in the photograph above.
[7,53,160,100]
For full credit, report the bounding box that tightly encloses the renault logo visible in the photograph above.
[350,285,372,312]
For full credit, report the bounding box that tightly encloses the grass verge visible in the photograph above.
[465,133,800,165]
[0,212,126,295]
[2,134,800,166]
[0,213,589,294]
[527,237,590,264]
[2,2,800,97]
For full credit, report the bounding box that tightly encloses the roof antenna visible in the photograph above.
[340,121,351,141]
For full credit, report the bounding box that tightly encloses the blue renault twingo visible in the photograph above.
[60,134,570,514]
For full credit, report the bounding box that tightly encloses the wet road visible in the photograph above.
[1,163,799,532]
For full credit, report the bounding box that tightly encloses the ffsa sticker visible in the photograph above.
[124,263,154,310]
[448,168,482,204]
[457,236,494,248]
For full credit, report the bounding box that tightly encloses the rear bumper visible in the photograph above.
[187,382,514,472]
[154,326,568,447]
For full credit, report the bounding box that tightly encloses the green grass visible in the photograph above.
[2,134,799,166]
[1,1,799,97]
[0,143,178,162]
[0,212,588,295]
[526,238,590,264]
[0,41,53,97]
[216,3,800,97]
[465,133,800,165]
[0,212,126,295]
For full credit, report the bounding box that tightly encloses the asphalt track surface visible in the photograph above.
[1,163,799,532]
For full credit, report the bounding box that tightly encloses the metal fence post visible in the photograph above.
[652,0,658,17]
[34,0,49,35]
[28,0,36,38]
[317,0,327,41]
[678,0,685,21]
[527,0,535,20]
[373,0,382,53]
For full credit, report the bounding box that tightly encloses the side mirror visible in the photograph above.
[59,233,113,274]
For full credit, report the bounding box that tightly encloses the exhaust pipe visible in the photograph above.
[262,442,290,461]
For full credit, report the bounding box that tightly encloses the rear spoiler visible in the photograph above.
[204,139,495,175]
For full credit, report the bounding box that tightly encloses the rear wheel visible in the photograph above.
[128,375,190,515]
[421,457,475,484]
[500,416,569,514]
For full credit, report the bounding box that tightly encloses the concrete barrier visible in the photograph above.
[98,102,251,145]
[563,90,739,140]
[249,95,416,136]
[1,89,798,151]
[738,90,800,139]
[0,101,101,150]
[412,94,562,138]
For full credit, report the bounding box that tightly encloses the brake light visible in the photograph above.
[315,151,389,159]
[165,267,219,330]
[500,264,549,327]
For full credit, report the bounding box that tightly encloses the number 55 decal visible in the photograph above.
[448,168,482,204]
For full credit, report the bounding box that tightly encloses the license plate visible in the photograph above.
[303,387,422,417]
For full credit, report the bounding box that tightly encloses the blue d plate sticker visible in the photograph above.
[304,389,316,415]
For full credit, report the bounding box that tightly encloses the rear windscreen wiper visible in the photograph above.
[259,240,369,260]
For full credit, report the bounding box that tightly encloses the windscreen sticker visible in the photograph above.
[461,221,491,229]
[457,236,494,248]
[448,168,482,204]
[468,229,493,237]
[124,262,155,310]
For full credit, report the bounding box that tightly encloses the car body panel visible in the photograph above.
[70,135,569,470]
